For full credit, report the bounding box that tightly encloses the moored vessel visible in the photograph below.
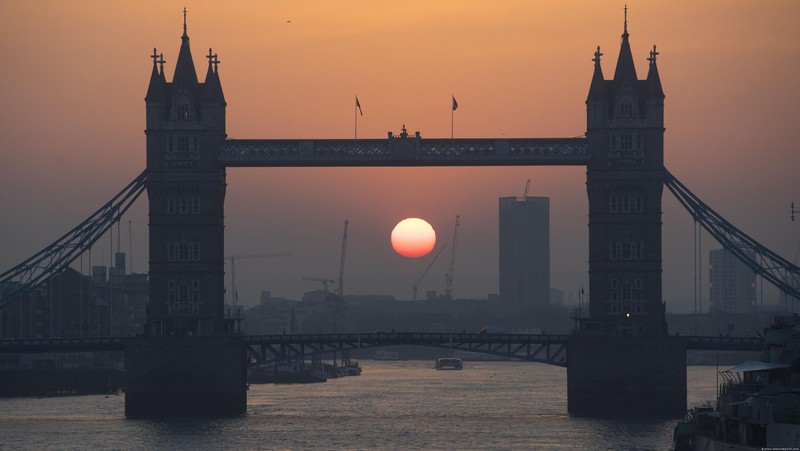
[434,357,463,370]
[673,314,800,450]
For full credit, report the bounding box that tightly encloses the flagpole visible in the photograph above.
[354,95,358,140]
[450,94,457,142]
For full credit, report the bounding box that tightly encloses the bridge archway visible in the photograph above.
[143,18,666,338]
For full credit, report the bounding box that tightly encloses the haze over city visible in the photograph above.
[1,1,798,312]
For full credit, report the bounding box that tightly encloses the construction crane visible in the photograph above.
[336,220,349,297]
[444,215,460,300]
[227,253,292,306]
[303,277,336,292]
[412,244,446,301]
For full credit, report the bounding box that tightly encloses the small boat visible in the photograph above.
[343,362,363,376]
[435,357,463,370]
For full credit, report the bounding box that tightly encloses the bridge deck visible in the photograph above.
[218,137,590,167]
[0,334,762,363]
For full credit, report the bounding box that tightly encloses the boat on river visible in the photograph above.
[673,314,800,450]
[434,357,463,370]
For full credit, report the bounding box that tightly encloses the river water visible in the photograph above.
[0,361,719,450]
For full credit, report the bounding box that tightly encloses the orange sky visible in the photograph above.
[1,1,798,312]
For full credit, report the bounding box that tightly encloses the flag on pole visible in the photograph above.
[356,96,363,116]
[452,95,458,111]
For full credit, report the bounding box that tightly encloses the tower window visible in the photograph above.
[609,194,644,213]
[633,195,643,212]
[610,241,644,261]
[176,104,190,121]
[607,278,646,314]
[166,279,200,314]
[620,134,633,150]
[177,136,189,152]
[191,280,200,304]
[166,242,201,262]
[165,135,200,169]
[609,133,644,167]
[166,196,201,215]
[620,103,633,118]
[167,280,176,303]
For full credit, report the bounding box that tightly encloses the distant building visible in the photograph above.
[0,252,148,338]
[709,249,756,313]
[499,195,550,317]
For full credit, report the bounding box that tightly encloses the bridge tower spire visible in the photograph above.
[584,7,666,336]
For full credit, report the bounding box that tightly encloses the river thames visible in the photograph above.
[0,361,719,450]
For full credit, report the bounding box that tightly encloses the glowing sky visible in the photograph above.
[1,1,798,312]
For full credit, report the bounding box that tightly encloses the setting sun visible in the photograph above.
[391,218,436,258]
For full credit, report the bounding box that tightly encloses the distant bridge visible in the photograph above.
[0,333,763,368]
[243,332,570,366]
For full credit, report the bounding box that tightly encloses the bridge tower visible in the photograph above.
[127,13,245,418]
[568,10,685,418]
[143,14,228,337]
[584,10,666,336]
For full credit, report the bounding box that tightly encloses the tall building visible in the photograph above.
[499,196,550,317]
[144,15,228,336]
[583,11,666,335]
[709,249,756,313]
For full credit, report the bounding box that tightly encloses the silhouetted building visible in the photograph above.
[0,253,148,339]
[709,249,756,313]
[499,195,550,316]
[583,13,667,335]
[144,18,228,337]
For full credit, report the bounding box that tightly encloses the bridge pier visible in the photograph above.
[125,337,247,418]
[567,335,686,418]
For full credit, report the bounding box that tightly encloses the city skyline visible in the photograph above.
[1,1,798,312]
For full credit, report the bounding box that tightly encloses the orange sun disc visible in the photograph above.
[391,218,436,258]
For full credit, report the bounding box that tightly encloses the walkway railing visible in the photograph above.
[218,137,590,167]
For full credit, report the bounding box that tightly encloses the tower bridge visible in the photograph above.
[1,11,798,418]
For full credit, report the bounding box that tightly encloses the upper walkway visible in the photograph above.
[218,137,590,167]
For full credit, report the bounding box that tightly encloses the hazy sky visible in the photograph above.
[1,1,798,313]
